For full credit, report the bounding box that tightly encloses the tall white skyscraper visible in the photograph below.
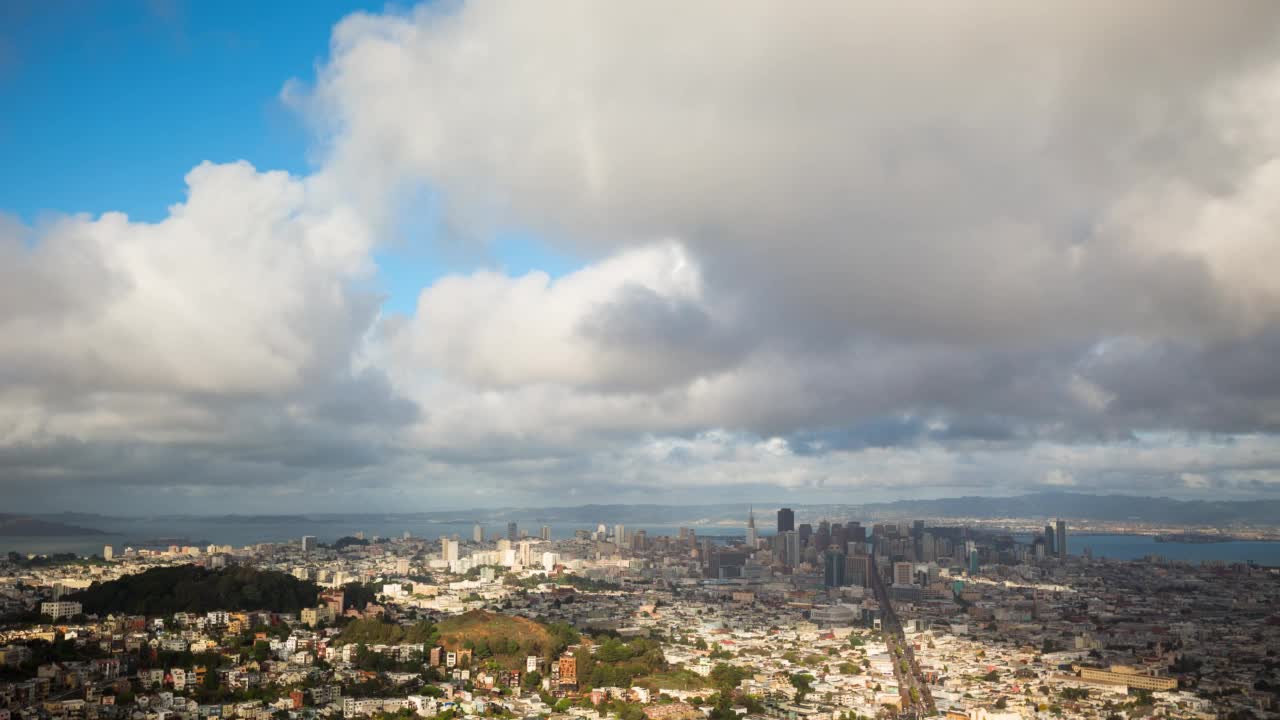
[473,523,484,543]
[745,506,758,549]
[442,538,459,562]
[614,524,626,545]
[103,545,114,561]
[301,536,316,553]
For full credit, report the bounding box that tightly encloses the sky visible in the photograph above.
[3,1,1280,514]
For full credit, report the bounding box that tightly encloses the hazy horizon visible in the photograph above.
[8,491,1280,528]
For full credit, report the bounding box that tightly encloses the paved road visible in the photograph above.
[869,555,937,718]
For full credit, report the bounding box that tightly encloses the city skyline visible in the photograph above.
[5,2,1280,513]
[7,509,1271,717]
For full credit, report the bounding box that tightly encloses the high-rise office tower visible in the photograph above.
[1055,519,1067,559]
[301,536,316,553]
[745,506,758,549]
[473,524,484,543]
[823,551,846,587]
[798,523,812,548]
[777,507,795,533]
[614,524,626,545]
[712,550,747,579]
[441,538,459,562]
[845,554,871,588]
[848,521,866,544]
[783,530,801,568]
[816,521,830,551]
[540,525,552,541]
[507,522,518,542]
[1044,524,1055,556]
[893,561,914,586]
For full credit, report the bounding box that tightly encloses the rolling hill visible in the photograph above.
[435,609,558,668]
[0,514,106,536]
[68,564,318,615]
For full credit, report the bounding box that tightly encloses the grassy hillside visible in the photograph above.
[636,669,710,691]
[336,618,438,646]
[334,610,581,671]
[437,610,552,652]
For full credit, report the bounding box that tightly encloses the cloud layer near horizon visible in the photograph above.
[6,1,1280,512]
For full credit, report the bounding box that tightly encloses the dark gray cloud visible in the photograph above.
[576,282,750,391]
[1082,327,1280,434]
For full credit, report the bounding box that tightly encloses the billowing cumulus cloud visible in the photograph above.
[388,242,744,392]
[304,0,1280,344]
[0,162,417,510]
[1,162,375,396]
[5,1,1280,512]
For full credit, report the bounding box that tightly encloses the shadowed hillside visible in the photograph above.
[68,564,318,615]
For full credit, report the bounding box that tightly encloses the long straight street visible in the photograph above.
[869,555,937,717]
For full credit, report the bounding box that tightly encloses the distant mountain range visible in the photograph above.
[836,493,1280,526]
[19,492,1280,533]
[0,514,107,536]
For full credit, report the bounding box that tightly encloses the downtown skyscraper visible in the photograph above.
[777,507,795,533]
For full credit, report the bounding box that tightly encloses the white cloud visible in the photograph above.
[0,162,374,399]
[386,241,742,391]
[0,161,410,489]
